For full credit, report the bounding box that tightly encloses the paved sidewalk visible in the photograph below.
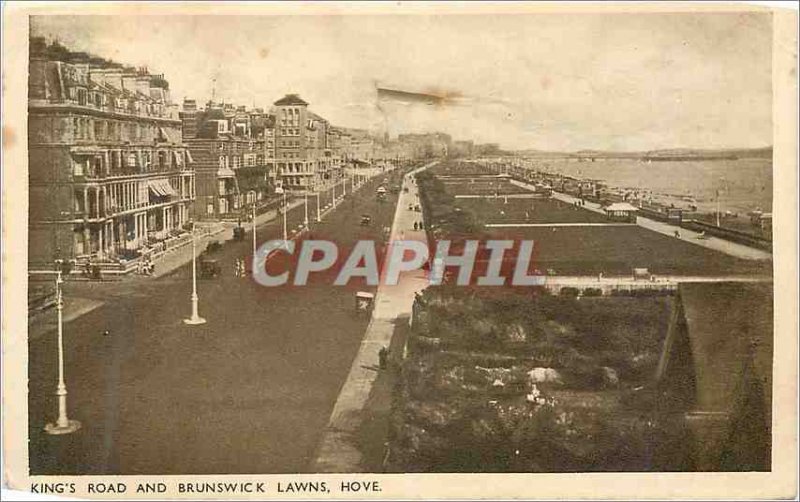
[149,199,306,279]
[312,161,435,472]
[28,296,105,342]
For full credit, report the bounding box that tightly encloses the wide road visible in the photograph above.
[28,167,410,475]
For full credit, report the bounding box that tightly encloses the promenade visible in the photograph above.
[312,161,435,472]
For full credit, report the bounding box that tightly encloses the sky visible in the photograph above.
[30,12,773,151]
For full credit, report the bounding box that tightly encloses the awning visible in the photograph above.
[217,168,236,178]
[148,179,178,197]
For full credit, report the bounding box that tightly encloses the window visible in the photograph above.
[73,159,85,176]
[91,155,103,177]
[77,89,87,106]
[73,118,81,139]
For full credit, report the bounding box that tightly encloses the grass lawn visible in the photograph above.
[429,162,499,177]
[455,197,610,225]
[442,180,532,196]
[419,168,771,277]
[479,224,771,276]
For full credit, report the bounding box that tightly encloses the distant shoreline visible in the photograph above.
[512,147,773,162]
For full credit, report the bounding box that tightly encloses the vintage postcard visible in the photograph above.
[2,1,798,500]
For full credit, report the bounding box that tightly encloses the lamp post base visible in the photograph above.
[184,316,206,325]
[45,419,81,435]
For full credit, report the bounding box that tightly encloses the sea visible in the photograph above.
[530,157,772,214]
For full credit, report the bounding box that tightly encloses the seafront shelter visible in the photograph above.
[604,202,639,223]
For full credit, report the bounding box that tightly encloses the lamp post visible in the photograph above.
[282,191,288,242]
[332,179,336,209]
[304,191,309,229]
[184,225,206,325]
[252,203,257,260]
[45,268,81,435]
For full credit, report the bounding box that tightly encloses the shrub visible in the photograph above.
[582,287,603,297]
[560,287,580,297]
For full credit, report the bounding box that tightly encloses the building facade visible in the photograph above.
[182,101,273,220]
[28,38,196,270]
[271,94,347,192]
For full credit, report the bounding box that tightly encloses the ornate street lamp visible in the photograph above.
[304,191,309,229]
[282,190,288,243]
[44,266,81,435]
[184,224,206,325]
[252,203,257,260]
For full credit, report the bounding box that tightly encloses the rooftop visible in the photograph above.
[605,202,639,212]
[274,94,309,106]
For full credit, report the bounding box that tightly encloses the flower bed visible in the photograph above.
[388,287,672,472]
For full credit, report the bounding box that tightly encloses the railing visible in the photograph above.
[31,98,178,121]
[679,219,772,251]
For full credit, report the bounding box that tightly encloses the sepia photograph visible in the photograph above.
[2,2,797,500]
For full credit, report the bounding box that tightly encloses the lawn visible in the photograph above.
[419,168,771,277]
[454,197,611,225]
[429,160,499,177]
[441,179,532,196]
[480,224,771,276]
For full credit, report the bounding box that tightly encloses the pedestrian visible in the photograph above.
[234,259,241,278]
[102,330,110,337]
[378,346,389,369]
[413,222,418,231]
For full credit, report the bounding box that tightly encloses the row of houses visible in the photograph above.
[28,38,194,271]
[26,39,437,271]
